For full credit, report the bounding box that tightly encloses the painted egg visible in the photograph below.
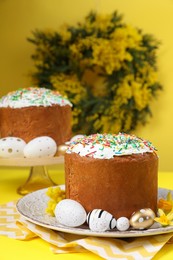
[116,217,130,231]
[87,209,116,232]
[57,144,68,155]
[54,199,87,227]
[0,137,26,158]
[24,136,57,158]
[130,208,156,229]
[70,135,85,142]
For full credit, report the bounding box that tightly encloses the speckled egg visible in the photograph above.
[116,217,130,231]
[0,137,26,158]
[87,209,116,232]
[23,136,57,158]
[130,208,156,229]
[54,199,87,227]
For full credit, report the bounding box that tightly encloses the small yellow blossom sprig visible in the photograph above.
[28,11,162,135]
[154,209,173,227]
[154,191,173,227]
[46,186,65,216]
[158,191,173,213]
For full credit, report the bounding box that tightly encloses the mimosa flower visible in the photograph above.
[29,11,162,135]
[154,209,173,227]
[46,186,65,216]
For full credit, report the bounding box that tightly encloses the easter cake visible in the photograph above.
[65,133,158,219]
[0,87,72,145]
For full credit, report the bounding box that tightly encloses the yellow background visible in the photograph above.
[0,0,173,171]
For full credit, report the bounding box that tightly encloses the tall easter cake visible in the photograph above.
[0,87,72,145]
[65,133,158,219]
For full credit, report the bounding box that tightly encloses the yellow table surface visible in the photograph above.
[0,165,173,260]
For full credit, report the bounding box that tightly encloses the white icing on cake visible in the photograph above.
[0,87,72,108]
[66,133,157,159]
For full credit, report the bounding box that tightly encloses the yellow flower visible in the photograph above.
[46,200,57,216]
[158,191,173,212]
[51,73,87,104]
[116,80,132,104]
[58,24,72,42]
[84,13,114,33]
[110,25,143,50]
[51,73,87,130]
[91,39,117,74]
[46,186,65,216]
[154,209,173,226]
[91,37,132,74]
[70,37,94,61]
[72,107,82,126]
[70,43,83,60]
[100,114,122,133]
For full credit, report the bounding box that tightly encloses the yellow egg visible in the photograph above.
[57,144,68,155]
[130,208,156,229]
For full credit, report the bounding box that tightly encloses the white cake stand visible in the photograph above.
[0,156,64,195]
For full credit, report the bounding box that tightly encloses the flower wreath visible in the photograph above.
[28,11,162,134]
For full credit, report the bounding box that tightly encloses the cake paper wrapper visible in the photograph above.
[0,201,173,260]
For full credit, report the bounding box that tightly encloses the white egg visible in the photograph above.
[87,209,116,232]
[70,135,85,143]
[24,136,57,158]
[54,199,87,227]
[89,218,110,232]
[0,137,26,158]
[116,217,130,231]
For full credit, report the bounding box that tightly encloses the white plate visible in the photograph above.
[16,186,173,238]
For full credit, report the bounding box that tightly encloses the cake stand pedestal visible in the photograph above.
[0,156,64,195]
[17,165,56,195]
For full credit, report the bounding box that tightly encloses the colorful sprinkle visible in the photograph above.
[0,87,72,108]
[66,133,157,159]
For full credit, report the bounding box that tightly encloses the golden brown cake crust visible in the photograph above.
[65,152,158,218]
[0,104,72,145]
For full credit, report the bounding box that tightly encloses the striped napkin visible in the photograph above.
[0,201,173,260]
